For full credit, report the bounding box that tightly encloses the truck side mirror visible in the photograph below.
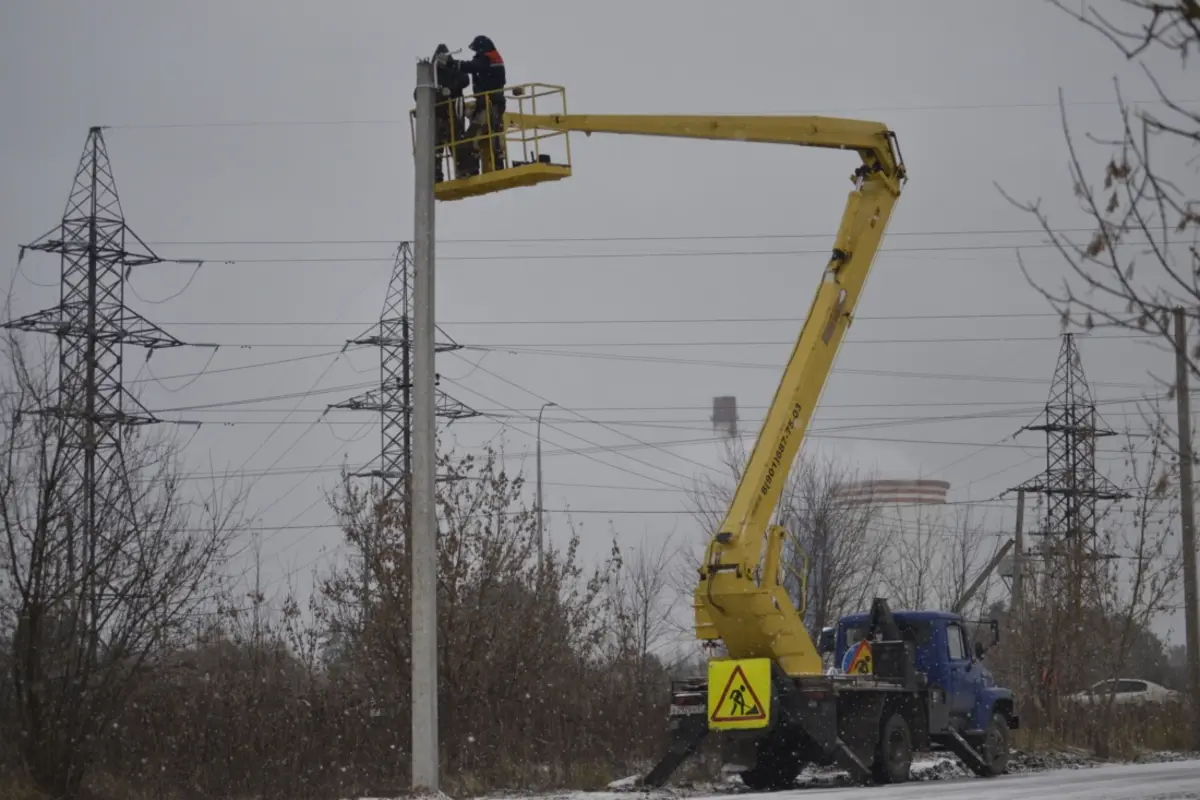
[974,640,986,661]
[818,627,835,654]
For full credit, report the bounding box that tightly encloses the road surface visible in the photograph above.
[720,759,1200,800]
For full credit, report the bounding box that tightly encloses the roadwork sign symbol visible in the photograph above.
[707,658,771,730]
[844,640,873,675]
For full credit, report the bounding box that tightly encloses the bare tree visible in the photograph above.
[686,440,887,637]
[319,442,642,788]
[686,438,747,542]
[999,422,1183,746]
[999,1,1200,377]
[0,331,244,797]
[609,532,685,690]
[878,505,944,611]
[1078,426,1183,754]
[781,452,889,633]
[939,508,1009,619]
[874,502,1006,619]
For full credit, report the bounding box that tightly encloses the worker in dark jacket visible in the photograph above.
[460,35,507,172]
[432,44,474,180]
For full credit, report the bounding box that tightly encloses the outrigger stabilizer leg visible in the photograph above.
[639,716,708,788]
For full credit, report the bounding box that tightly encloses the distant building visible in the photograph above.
[832,478,951,507]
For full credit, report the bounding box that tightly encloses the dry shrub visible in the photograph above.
[1016,700,1195,758]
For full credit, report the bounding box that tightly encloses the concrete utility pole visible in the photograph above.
[952,538,1014,616]
[1012,489,1025,614]
[536,401,556,571]
[410,58,439,793]
[1173,307,1200,750]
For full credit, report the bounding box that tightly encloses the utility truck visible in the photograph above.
[649,600,1017,788]
[415,80,1021,789]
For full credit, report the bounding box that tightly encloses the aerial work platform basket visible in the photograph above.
[410,82,573,201]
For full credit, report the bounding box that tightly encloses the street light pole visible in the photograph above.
[536,401,556,573]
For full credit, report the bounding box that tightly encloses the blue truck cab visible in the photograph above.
[829,609,1018,753]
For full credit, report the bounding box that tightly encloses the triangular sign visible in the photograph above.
[710,664,767,723]
[846,640,873,675]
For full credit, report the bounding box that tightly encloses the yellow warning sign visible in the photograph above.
[707,658,771,730]
[845,640,873,675]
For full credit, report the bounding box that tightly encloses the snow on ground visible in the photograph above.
[768,760,1200,799]
[352,753,1200,800]
[467,759,1200,800]
[589,747,1188,795]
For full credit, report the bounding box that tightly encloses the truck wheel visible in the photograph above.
[739,749,798,791]
[978,711,1010,776]
[871,713,912,784]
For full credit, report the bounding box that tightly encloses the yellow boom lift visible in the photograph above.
[415,83,1014,789]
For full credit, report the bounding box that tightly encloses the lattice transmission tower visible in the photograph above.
[1013,332,1126,544]
[329,242,477,505]
[2,126,186,559]
[1009,332,1127,695]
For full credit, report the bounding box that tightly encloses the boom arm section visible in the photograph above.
[507,113,905,194]
[507,112,906,677]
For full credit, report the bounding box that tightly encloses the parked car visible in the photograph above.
[1066,678,1181,706]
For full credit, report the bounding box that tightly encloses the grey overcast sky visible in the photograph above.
[1,2,1196,640]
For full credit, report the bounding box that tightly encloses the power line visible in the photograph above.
[248,418,375,545]
[147,377,1177,419]
[156,409,1168,431]
[472,334,1149,348]
[441,376,698,490]
[210,357,365,566]
[168,333,1153,349]
[102,96,1200,131]
[200,423,1163,590]
[193,495,1176,530]
[152,311,1113,327]
[447,352,725,478]
[158,413,1152,469]
[164,394,1139,428]
[124,347,372,391]
[130,238,1197,267]
[140,225,1116,247]
[196,282,390,560]
[511,430,1149,458]
[115,348,1180,407]
[140,429,1154,479]
[464,346,1169,389]
[435,374,697,493]
[213,427,1168,595]
[222,383,726,587]
[153,394,1182,415]
[148,378,382,412]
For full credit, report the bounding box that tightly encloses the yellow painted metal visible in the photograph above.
[433,163,571,201]
[504,113,904,196]
[695,176,900,677]
[707,658,773,731]
[409,83,573,201]
[450,103,908,678]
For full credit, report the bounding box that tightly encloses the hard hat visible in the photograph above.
[469,35,494,52]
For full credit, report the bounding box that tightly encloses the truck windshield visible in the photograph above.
[844,619,932,646]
